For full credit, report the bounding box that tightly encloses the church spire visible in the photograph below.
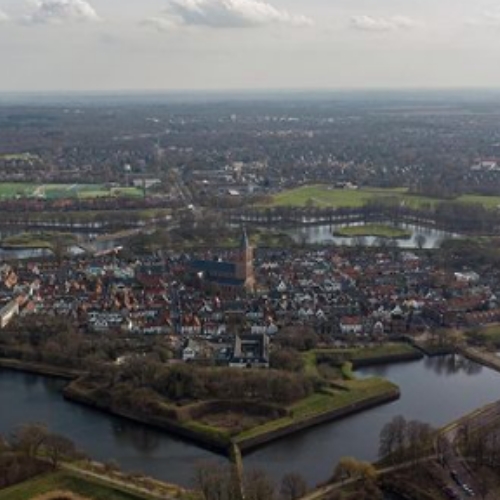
[240,226,249,250]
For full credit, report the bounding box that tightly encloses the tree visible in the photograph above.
[244,469,276,500]
[333,457,377,485]
[11,424,49,458]
[280,472,308,500]
[194,462,242,500]
[270,349,304,372]
[44,433,77,469]
[378,415,407,462]
[415,233,427,250]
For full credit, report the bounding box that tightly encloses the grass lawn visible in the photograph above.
[169,228,293,251]
[0,153,39,161]
[0,183,37,198]
[1,232,77,249]
[0,471,153,500]
[466,324,500,345]
[234,377,398,443]
[77,187,144,199]
[0,183,144,201]
[266,184,500,210]
[333,224,412,239]
[4,208,170,225]
[313,343,419,364]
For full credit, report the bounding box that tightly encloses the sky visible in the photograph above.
[1,0,500,92]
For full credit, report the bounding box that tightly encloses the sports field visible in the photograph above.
[268,185,500,209]
[0,183,143,200]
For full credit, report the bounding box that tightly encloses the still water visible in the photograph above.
[1,355,499,488]
[288,222,459,249]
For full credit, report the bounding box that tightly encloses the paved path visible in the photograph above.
[63,463,180,500]
[301,400,500,500]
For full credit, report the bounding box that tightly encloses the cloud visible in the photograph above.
[24,0,100,25]
[142,16,177,32]
[467,11,500,28]
[350,15,418,32]
[145,0,313,30]
[0,9,9,22]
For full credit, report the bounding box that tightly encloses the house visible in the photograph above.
[229,333,270,368]
[339,316,363,335]
[182,339,212,361]
[0,300,19,328]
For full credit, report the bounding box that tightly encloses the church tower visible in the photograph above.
[235,228,254,291]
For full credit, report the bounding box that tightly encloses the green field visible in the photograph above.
[231,345,411,443]
[234,377,398,443]
[0,471,153,500]
[267,185,500,209]
[1,232,77,249]
[0,183,144,200]
[333,224,412,239]
[466,325,500,345]
[0,153,39,162]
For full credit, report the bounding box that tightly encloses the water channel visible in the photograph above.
[288,222,459,248]
[1,354,500,489]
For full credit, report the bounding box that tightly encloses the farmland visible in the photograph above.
[267,185,500,209]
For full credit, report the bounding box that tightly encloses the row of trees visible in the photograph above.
[195,463,308,500]
[84,357,320,406]
[0,424,81,489]
[378,415,435,464]
[0,314,124,369]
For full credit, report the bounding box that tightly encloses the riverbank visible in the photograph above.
[460,347,500,373]
[236,384,400,452]
[0,358,83,379]
[63,382,233,454]
[3,353,500,488]
[410,341,455,357]
[0,465,192,500]
[64,376,400,457]
[304,344,423,375]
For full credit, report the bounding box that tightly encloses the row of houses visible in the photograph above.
[1,244,500,366]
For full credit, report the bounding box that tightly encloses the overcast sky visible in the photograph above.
[1,0,500,92]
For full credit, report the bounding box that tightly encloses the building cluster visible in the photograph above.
[1,240,500,367]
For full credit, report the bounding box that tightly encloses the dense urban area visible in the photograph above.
[4,92,500,500]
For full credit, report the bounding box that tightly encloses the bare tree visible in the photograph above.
[11,424,49,458]
[280,472,308,500]
[194,462,242,500]
[244,469,276,500]
[43,433,77,469]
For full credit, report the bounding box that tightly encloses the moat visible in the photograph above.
[1,354,499,488]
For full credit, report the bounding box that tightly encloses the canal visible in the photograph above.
[1,355,499,489]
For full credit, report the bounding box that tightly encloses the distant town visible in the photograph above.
[3,94,500,500]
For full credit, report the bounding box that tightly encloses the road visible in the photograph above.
[299,458,436,500]
[439,400,500,499]
[301,401,500,500]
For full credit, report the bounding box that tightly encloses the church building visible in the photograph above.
[190,229,255,294]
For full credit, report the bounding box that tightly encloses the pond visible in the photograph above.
[288,222,459,249]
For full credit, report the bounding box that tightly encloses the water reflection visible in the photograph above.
[2,354,500,488]
[288,222,459,249]
[42,376,68,394]
[111,421,162,455]
[424,354,483,376]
